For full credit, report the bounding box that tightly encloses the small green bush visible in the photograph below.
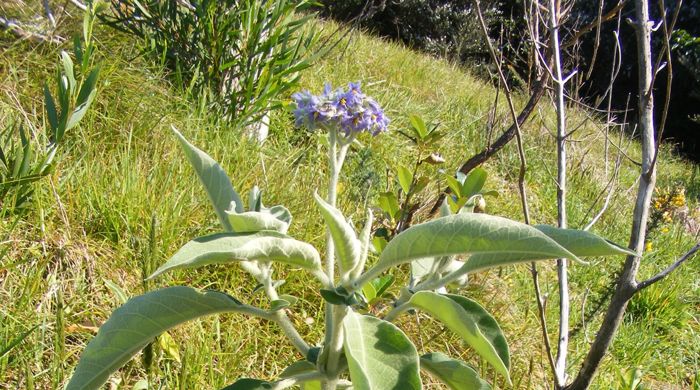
[104,0,321,128]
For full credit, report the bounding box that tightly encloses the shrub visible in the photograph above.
[0,3,100,215]
[66,82,634,390]
[104,0,321,129]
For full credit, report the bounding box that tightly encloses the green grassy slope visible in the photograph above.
[1,10,699,390]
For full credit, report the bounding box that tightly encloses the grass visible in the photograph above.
[1,3,699,389]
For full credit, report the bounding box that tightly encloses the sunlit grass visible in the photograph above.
[1,6,698,389]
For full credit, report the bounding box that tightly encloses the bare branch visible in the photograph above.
[636,243,700,291]
[562,0,628,49]
[566,0,659,388]
[0,16,64,44]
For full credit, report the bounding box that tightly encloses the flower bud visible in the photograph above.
[474,196,487,213]
[422,152,445,165]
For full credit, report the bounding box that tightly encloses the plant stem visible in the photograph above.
[321,128,352,390]
[261,266,311,355]
[549,0,570,386]
[324,305,349,389]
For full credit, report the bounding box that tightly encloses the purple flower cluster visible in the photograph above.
[292,82,389,136]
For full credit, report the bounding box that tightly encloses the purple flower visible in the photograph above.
[292,81,389,136]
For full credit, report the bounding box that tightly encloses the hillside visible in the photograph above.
[1,7,699,389]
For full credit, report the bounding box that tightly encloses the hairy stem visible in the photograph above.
[262,266,310,355]
[321,129,352,390]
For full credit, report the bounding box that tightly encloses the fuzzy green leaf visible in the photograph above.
[368,213,577,280]
[172,126,243,231]
[314,192,360,276]
[226,210,289,234]
[67,287,252,390]
[408,292,510,384]
[420,352,491,390]
[534,225,637,257]
[280,361,321,390]
[343,311,422,390]
[148,231,321,279]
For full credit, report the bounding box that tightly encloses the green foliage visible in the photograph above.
[342,311,422,390]
[419,352,491,390]
[67,286,264,390]
[67,127,633,389]
[104,0,321,127]
[406,292,510,382]
[376,114,446,240]
[0,3,100,214]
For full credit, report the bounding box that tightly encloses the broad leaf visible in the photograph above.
[172,126,243,231]
[408,114,428,139]
[444,175,463,198]
[67,287,250,390]
[362,275,394,302]
[534,225,637,257]
[226,210,288,234]
[268,205,292,225]
[365,213,577,283]
[420,352,491,390]
[407,292,510,384]
[314,193,360,276]
[397,165,413,194]
[149,231,321,280]
[343,311,422,390]
[461,168,487,198]
[378,191,400,220]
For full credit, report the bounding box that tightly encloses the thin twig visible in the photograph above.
[636,243,700,291]
[474,0,558,381]
[562,0,628,49]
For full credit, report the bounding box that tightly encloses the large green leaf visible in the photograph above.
[407,292,510,384]
[172,126,243,231]
[343,311,422,390]
[420,352,491,390]
[67,287,254,390]
[314,193,360,276]
[360,213,576,285]
[534,225,637,257]
[455,225,633,277]
[226,210,289,234]
[148,231,321,279]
